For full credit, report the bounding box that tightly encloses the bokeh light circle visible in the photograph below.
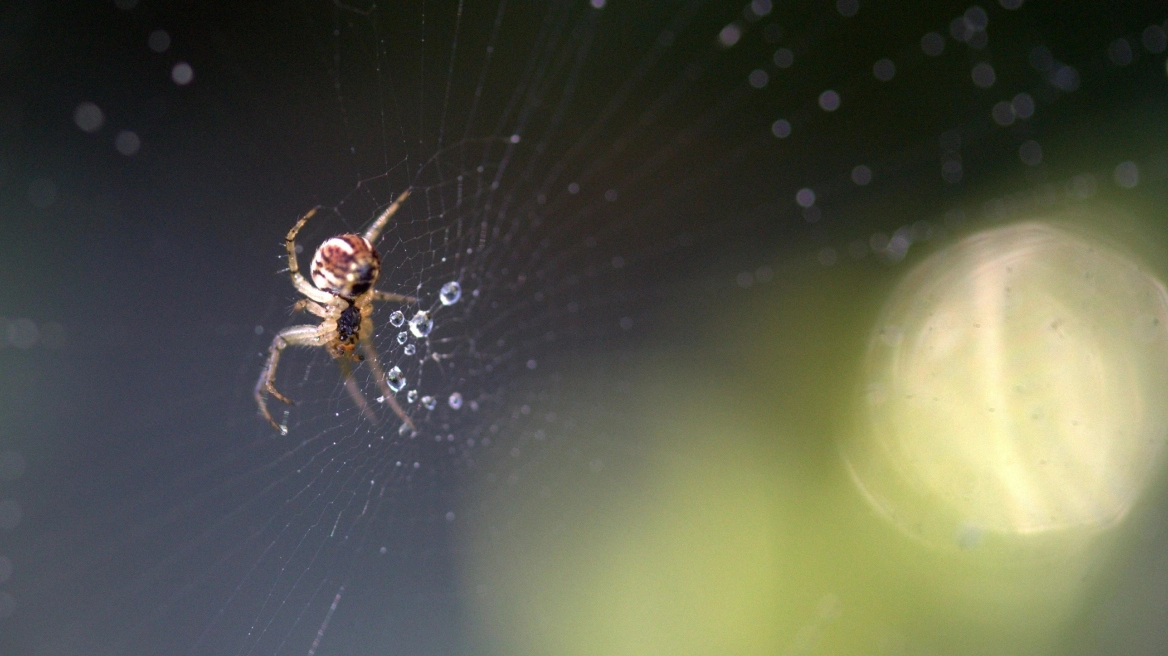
[845,222,1168,547]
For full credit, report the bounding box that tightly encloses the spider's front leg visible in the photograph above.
[371,290,419,304]
[292,299,330,318]
[255,324,323,431]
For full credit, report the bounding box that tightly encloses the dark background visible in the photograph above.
[1,1,1167,654]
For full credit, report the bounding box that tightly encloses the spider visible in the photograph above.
[255,189,417,434]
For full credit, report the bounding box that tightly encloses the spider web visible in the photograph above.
[20,1,1168,655]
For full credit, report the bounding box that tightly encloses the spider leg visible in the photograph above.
[360,340,416,432]
[255,324,323,431]
[370,290,419,304]
[338,358,380,425]
[362,189,411,243]
[293,299,330,318]
[285,207,333,304]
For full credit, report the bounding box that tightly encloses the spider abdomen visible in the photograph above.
[311,234,381,298]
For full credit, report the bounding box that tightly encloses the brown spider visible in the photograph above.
[255,189,416,434]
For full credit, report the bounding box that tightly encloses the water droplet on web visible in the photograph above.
[403,343,416,355]
[439,281,462,305]
[408,311,433,337]
[448,392,463,410]
[421,395,437,410]
[389,310,405,327]
[386,366,406,392]
[396,331,408,344]
[407,389,418,403]
[398,423,411,436]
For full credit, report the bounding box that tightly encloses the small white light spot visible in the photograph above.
[1011,92,1035,118]
[1029,46,1054,72]
[718,23,743,48]
[1142,26,1167,53]
[951,17,974,43]
[748,69,769,88]
[73,102,104,133]
[771,119,791,138]
[818,89,841,111]
[1108,38,1134,66]
[148,29,171,53]
[567,182,580,194]
[115,130,141,156]
[254,325,264,335]
[851,165,873,185]
[873,58,895,81]
[964,6,989,30]
[921,32,945,57]
[750,0,773,18]
[795,188,816,207]
[1070,173,1097,199]
[1019,140,1043,166]
[773,48,794,68]
[836,0,859,18]
[1051,65,1080,91]
[509,133,520,143]
[527,359,537,370]
[171,62,194,85]
[446,511,456,521]
[27,178,57,209]
[971,62,996,88]
[939,129,962,151]
[1114,161,1139,188]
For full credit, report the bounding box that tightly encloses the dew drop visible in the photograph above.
[386,366,406,392]
[448,392,463,410]
[396,331,408,344]
[404,343,416,355]
[407,389,418,403]
[439,281,462,305]
[389,310,405,327]
[421,395,437,410]
[408,311,433,337]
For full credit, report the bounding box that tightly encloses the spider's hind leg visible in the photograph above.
[360,341,416,432]
[339,358,380,426]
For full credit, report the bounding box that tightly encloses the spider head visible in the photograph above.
[310,234,381,298]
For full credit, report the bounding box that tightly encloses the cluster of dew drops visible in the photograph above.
[378,281,465,433]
